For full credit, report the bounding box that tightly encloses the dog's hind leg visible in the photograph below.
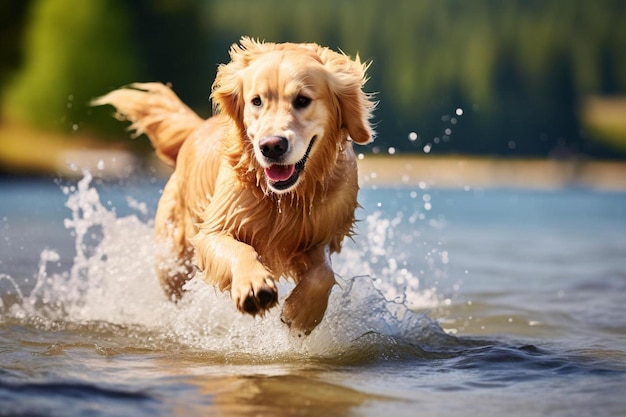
[280,245,336,335]
[155,245,195,301]
[153,174,197,300]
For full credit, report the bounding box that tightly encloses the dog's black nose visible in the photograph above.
[259,136,289,160]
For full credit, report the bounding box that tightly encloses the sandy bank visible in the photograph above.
[356,155,626,191]
[1,123,624,190]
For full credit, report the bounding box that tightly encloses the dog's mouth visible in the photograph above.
[264,137,316,192]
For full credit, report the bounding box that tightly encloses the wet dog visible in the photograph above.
[94,37,375,334]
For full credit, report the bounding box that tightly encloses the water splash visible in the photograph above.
[0,274,25,311]
[1,173,452,359]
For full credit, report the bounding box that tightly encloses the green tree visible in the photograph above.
[203,0,626,157]
[0,2,31,96]
[2,0,140,134]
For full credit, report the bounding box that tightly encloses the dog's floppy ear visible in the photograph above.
[211,37,268,129]
[317,47,376,145]
[211,49,245,127]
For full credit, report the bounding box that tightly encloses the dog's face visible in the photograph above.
[212,38,375,194]
[242,51,331,193]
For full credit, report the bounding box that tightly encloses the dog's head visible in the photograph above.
[212,37,375,194]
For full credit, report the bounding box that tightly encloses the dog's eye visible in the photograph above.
[251,96,262,107]
[293,95,312,110]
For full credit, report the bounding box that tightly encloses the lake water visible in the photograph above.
[1,172,625,416]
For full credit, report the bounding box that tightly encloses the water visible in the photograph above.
[1,173,625,416]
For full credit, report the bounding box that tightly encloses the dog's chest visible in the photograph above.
[236,195,350,256]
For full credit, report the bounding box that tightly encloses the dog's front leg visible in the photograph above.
[281,245,336,335]
[193,233,278,316]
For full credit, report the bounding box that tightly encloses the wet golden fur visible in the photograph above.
[94,38,375,334]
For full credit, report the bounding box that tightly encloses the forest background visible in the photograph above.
[1,0,625,176]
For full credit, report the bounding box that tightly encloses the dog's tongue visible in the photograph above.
[265,164,295,182]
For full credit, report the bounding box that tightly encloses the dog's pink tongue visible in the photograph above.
[265,164,295,182]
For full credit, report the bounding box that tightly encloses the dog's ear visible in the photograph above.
[211,38,265,128]
[212,38,277,127]
[317,47,376,145]
[211,57,245,128]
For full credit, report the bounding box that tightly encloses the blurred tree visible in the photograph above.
[126,0,213,118]
[2,0,625,158]
[0,1,32,99]
[202,0,626,158]
[1,0,140,135]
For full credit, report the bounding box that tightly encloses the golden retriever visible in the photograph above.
[94,37,375,334]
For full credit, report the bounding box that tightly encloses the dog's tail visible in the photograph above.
[92,82,203,167]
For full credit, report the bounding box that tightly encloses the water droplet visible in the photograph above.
[455,108,463,116]
[423,144,432,154]
[408,132,418,141]
[441,251,449,264]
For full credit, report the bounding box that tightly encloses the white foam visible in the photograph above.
[5,173,447,358]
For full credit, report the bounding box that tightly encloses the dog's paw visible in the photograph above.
[231,272,278,317]
[280,314,317,337]
[279,266,335,336]
[280,296,327,337]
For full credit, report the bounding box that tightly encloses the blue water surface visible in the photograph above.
[1,176,625,417]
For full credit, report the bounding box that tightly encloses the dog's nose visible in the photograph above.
[259,136,289,160]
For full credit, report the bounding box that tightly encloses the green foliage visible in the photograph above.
[2,0,140,133]
[1,0,625,156]
[203,0,626,156]
[205,0,625,104]
[0,2,31,93]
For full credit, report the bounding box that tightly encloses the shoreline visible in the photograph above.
[1,124,625,191]
[356,154,626,191]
